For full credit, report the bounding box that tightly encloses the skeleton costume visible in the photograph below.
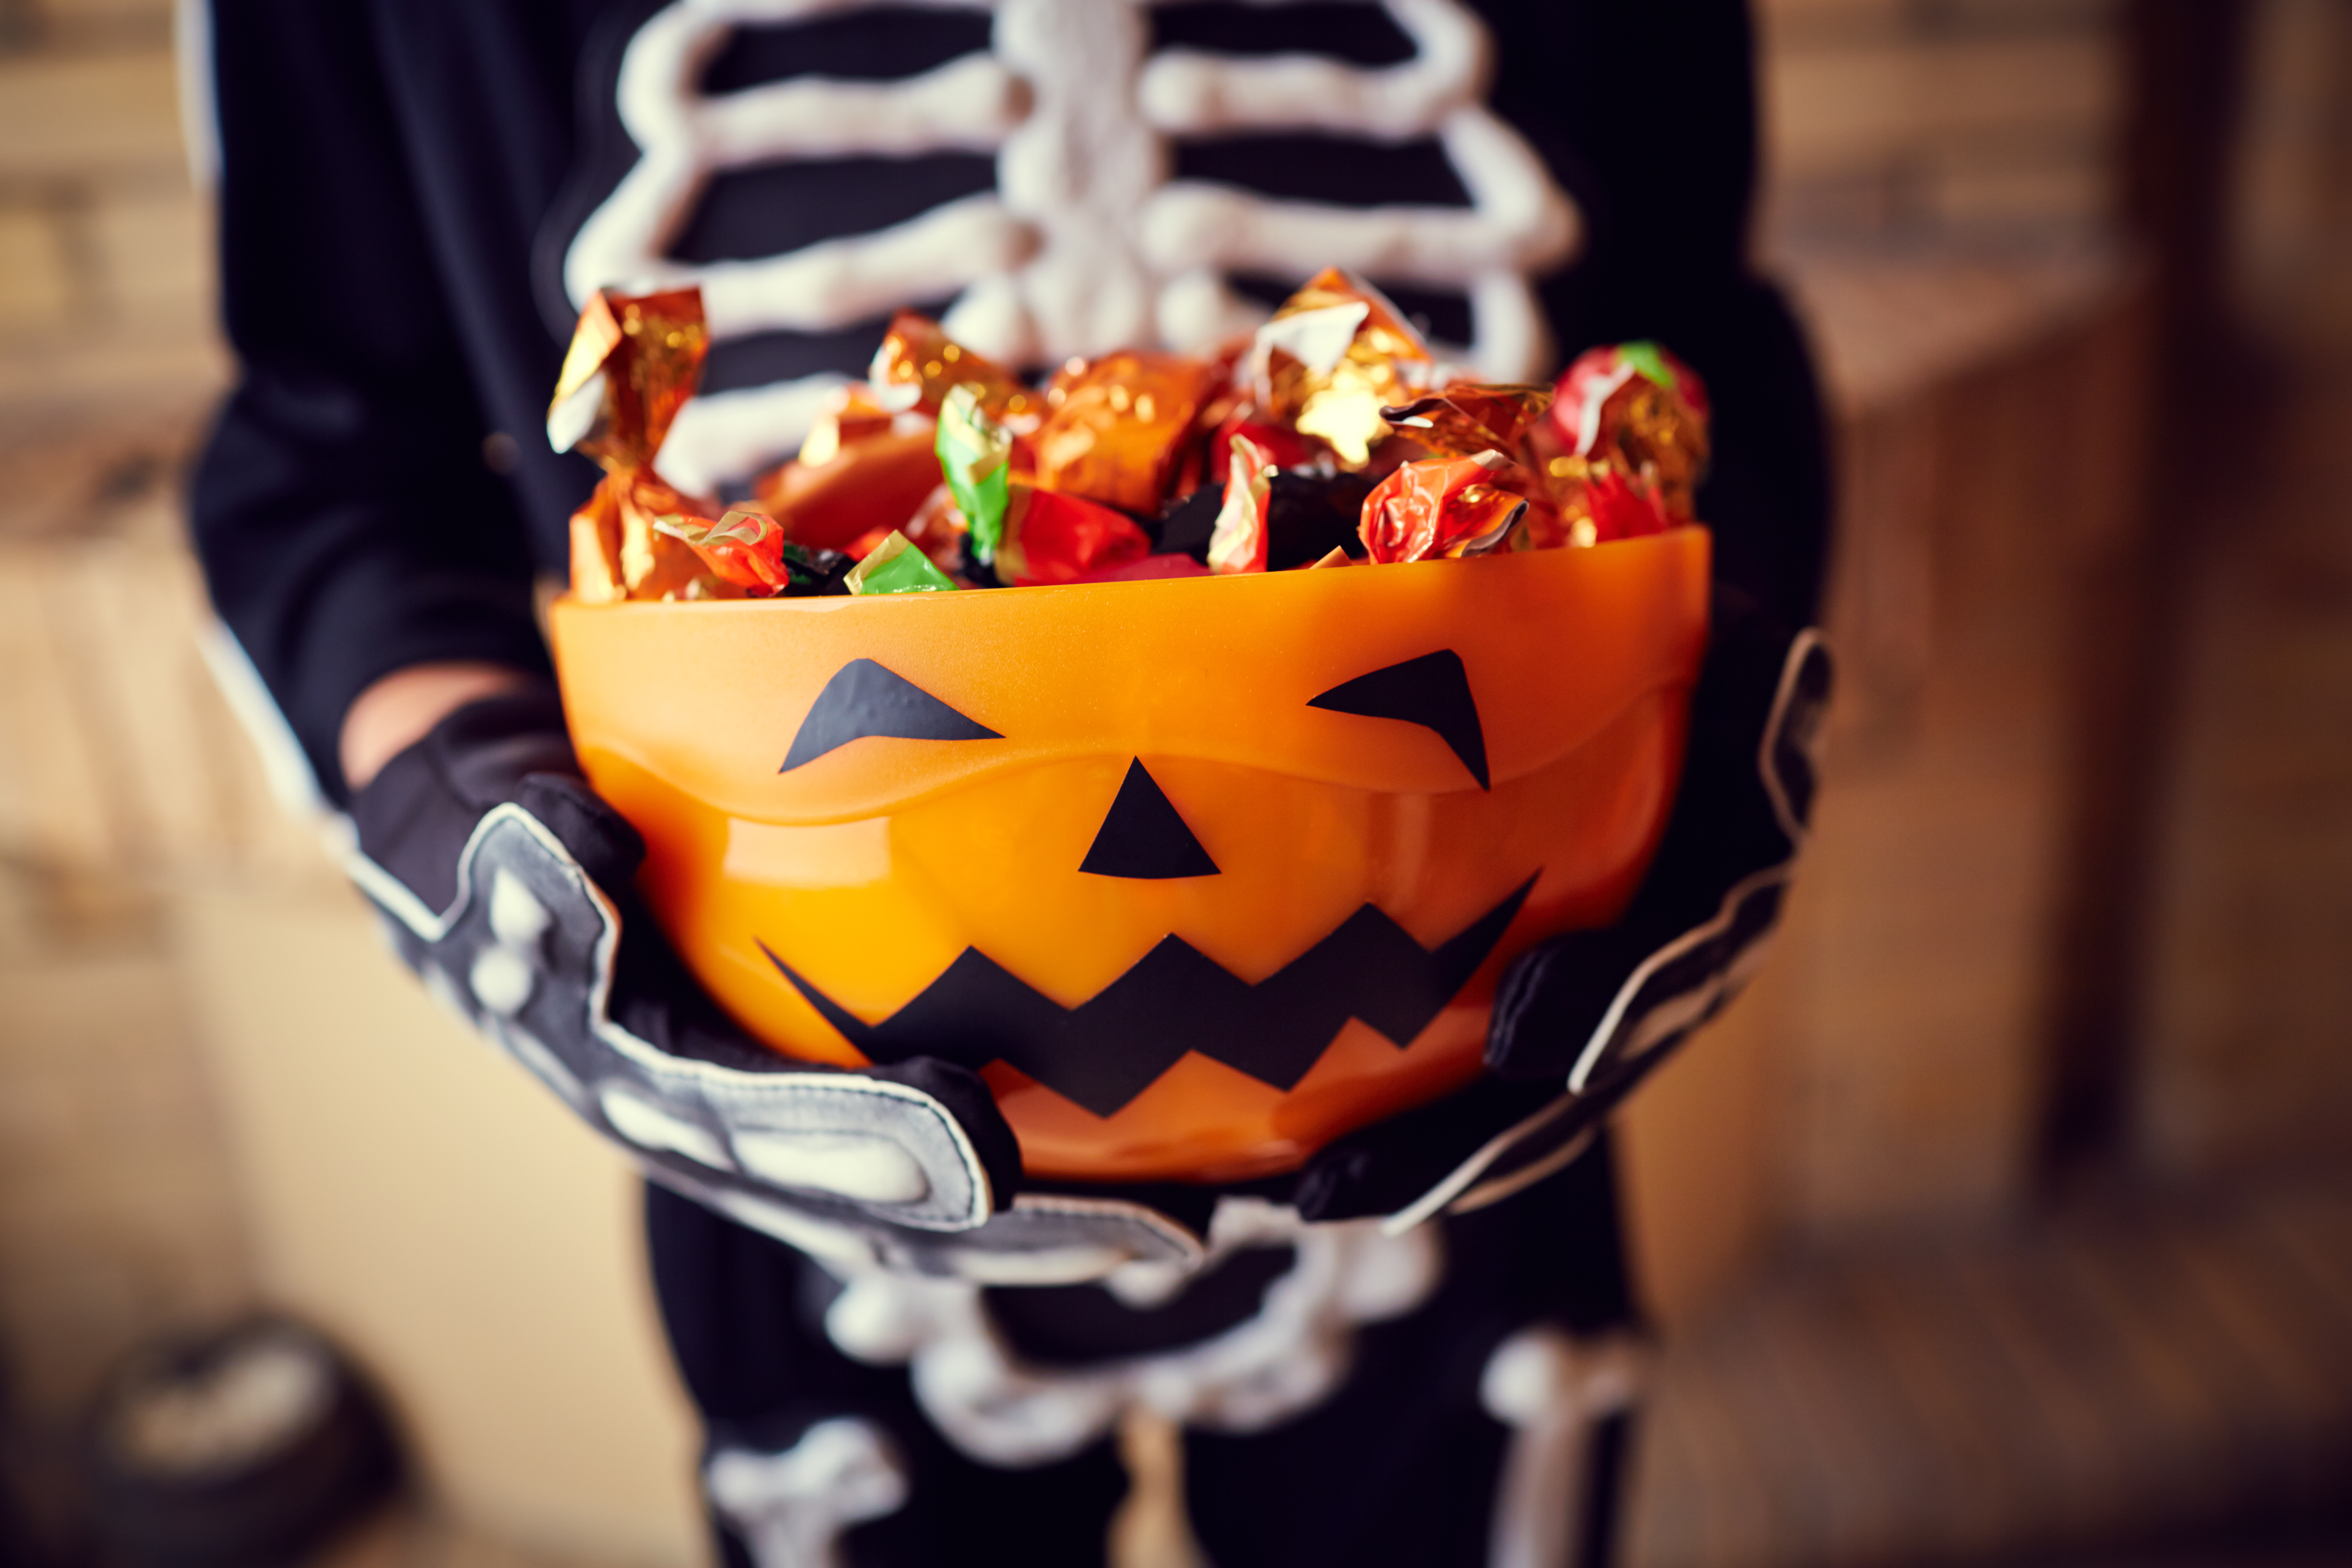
[188,2,1829,1565]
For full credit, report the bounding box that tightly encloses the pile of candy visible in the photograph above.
[550,269,1711,603]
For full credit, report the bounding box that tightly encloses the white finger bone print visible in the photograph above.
[565,0,1581,492]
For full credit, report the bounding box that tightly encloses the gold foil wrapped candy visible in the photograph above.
[1382,383,1554,461]
[1032,351,1221,514]
[547,286,717,603]
[1247,268,1437,468]
[869,310,1045,430]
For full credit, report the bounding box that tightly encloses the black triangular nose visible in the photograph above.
[1080,760,1220,879]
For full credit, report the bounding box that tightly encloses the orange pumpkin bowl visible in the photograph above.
[548,526,1711,1184]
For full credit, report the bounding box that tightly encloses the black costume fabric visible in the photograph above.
[190,1,1824,1561]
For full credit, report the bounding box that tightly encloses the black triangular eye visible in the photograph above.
[1080,760,1220,878]
[781,659,1000,772]
[1309,650,1489,789]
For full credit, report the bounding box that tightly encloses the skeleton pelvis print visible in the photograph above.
[553,0,1580,493]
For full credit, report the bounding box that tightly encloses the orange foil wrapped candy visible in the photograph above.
[1359,451,1530,564]
[995,483,1154,588]
[1249,268,1437,467]
[1207,434,1275,576]
[870,310,1045,430]
[549,287,717,602]
[1033,352,1222,513]
[1384,383,1563,545]
[1547,342,1711,539]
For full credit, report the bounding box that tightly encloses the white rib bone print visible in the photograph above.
[563,0,1581,493]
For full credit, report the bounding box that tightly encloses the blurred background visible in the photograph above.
[1,0,2348,1564]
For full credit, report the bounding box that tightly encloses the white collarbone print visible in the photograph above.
[564,0,1581,494]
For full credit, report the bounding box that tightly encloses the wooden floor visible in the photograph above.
[1629,1175,2352,1568]
[1622,339,2352,1568]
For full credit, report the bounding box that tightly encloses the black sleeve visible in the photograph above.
[1485,0,1833,630]
[189,0,552,804]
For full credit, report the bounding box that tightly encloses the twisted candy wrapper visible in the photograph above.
[654,509,853,597]
[1383,382,1564,543]
[845,530,961,595]
[550,287,717,603]
[652,510,783,593]
[1207,434,1275,576]
[937,383,1015,567]
[1359,451,1529,564]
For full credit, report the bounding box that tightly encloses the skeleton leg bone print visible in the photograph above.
[564,0,1581,493]
[708,1420,911,1568]
[1481,1328,1643,1568]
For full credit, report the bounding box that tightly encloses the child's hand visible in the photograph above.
[1292,598,1831,1225]
[342,685,1046,1267]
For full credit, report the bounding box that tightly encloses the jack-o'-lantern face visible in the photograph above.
[549,530,1709,1183]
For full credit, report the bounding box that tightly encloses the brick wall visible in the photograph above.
[2134,0,2352,1183]
[0,0,222,424]
[2227,0,2352,350]
[0,0,274,1468]
[0,0,312,885]
[1758,0,2127,248]
[1735,0,2144,1245]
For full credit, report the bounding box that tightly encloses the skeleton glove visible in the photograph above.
[345,687,1023,1245]
[1293,591,1831,1223]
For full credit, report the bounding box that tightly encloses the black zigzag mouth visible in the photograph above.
[760,876,1536,1118]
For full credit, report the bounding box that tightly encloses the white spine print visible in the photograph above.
[564,0,1581,493]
